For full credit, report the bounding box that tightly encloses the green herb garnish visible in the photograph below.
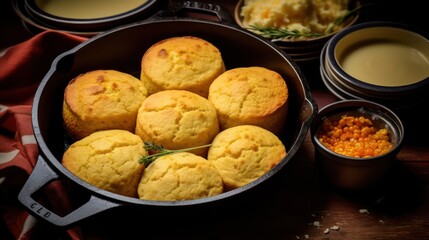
[247,5,364,40]
[247,26,323,40]
[324,5,363,34]
[139,141,212,167]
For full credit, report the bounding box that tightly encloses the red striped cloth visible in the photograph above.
[0,31,86,240]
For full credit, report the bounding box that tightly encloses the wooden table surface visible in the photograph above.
[1,0,428,239]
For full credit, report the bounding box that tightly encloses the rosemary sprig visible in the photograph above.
[247,26,323,39]
[247,5,364,40]
[139,141,212,167]
[324,5,363,34]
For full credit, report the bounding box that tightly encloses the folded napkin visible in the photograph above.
[0,30,87,240]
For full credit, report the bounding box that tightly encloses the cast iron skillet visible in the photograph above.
[18,1,317,228]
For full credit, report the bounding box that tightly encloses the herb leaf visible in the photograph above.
[324,5,363,34]
[139,141,212,167]
[247,25,323,39]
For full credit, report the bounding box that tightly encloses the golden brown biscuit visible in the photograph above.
[63,69,148,140]
[208,66,289,135]
[140,36,225,97]
[135,90,219,157]
[207,125,287,190]
[138,152,223,201]
[62,129,147,197]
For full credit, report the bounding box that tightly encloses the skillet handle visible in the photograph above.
[164,0,235,24]
[300,97,318,123]
[18,155,120,227]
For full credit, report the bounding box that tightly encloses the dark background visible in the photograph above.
[357,0,427,32]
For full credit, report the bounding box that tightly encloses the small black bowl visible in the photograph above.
[310,100,404,190]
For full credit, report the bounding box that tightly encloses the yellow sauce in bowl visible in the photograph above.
[340,40,429,86]
[35,0,149,19]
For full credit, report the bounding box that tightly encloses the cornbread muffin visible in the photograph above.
[135,90,219,157]
[62,129,147,197]
[138,152,223,201]
[208,66,289,135]
[207,125,287,190]
[63,69,148,140]
[140,36,225,97]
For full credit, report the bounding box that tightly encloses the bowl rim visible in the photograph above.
[326,21,429,94]
[20,0,162,33]
[320,43,360,100]
[25,0,158,23]
[11,0,101,36]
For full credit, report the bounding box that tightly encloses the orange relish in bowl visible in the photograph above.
[317,115,393,158]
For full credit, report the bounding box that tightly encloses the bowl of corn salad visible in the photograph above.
[310,99,404,190]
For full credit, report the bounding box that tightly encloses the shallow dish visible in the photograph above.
[311,100,404,190]
[324,21,429,110]
[12,0,164,36]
